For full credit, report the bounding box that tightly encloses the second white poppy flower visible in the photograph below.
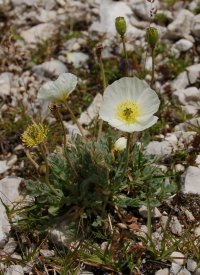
[37,73,77,102]
[99,77,160,133]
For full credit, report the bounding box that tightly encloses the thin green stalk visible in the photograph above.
[97,55,107,143]
[40,143,59,195]
[151,47,155,89]
[63,101,85,138]
[147,196,152,238]
[122,35,129,77]
[124,133,131,172]
[25,150,39,170]
[56,108,78,178]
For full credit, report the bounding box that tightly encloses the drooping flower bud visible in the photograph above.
[114,137,127,152]
[146,27,158,48]
[115,17,127,37]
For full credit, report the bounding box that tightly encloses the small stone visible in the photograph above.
[0,177,22,247]
[184,210,195,222]
[0,161,9,174]
[195,155,200,167]
[167,9,194,38]
[175,118,200,131]
[192,14,200,38]
[177,268,191,275]
[40,249,55,257]
[78,93,103,125]
[21,23,57,44]
[33,60,67,77]
[3,238,17,254]
[155,268,169,275]
[5,265,24,275]
[0,73,13,97]
[66,52,89,68]
[145,141,173,156]
[175,39,193,52]
[187,259,197,272]
[170,216,183,236]
[170,252,185,265]
[194,225,200,237]
[139,205,162,218]
[171,263,182,274]
[194,268,200,275]
[173,87,200,107]
[175,164,185,172]
[182,166,200,195]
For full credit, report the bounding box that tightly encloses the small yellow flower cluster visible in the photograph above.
[21,123,48,148]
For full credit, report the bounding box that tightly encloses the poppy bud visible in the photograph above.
[146,27,158,48]
[115,17,127,37]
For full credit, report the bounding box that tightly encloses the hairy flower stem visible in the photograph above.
[63,101,85,138]
[25,150,39,170]
[147,196,152,238]
[150,47,155,89]
[124,133,131,172]
[97,55,107,143]
[55,108,78,178]
[122,35,129,77]
[40,143,58,195]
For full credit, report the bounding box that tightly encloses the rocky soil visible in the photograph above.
[0,0,200,274]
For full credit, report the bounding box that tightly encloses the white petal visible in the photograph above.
[138,88,160,115]
[55,73,77,97]
[37,73,77,102]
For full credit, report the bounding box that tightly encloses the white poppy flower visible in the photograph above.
[99,77,160,133]
[37,73,77,102]
[114,137,127,152]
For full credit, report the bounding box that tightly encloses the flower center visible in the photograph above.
[116,100,139,124]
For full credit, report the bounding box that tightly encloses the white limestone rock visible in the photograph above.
[0,177,22,247]
[66,52,89,68]
[33,60,67,77]
[187,259,197,272]
[182,166,200,195]
[155,268,169,275]
[130,0,160,20]
[90,0,145,38]
[167,9,194,38]
[173,87,200,115]
[145,141,173,156]
[175,39,193,52]
[21,23,57,44]
[192,14,200,38]
[171,72,189,91]
[5,265,24,275]
[195,155,200,168]
[139,206,162,219]
[78,93,103,126]
[0,72,13,97]
[0,161,9,174]
[170,216,183,236]
[171,63,200,91]
[170,252,185,265]
[11,0,39,6]
[175,117,200,131]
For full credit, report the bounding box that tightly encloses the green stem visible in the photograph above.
[122,35,129,77]
[124,133,131,172]
[25,150,39,170]
[40,143,58,195]
[97,55,107,143]
[63,101,85,138]
[150,47,155,89]
[147,196,152,239]
[56,108,78,178]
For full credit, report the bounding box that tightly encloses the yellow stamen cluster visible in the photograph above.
[116,100,139,124]
[21,123,48,147]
